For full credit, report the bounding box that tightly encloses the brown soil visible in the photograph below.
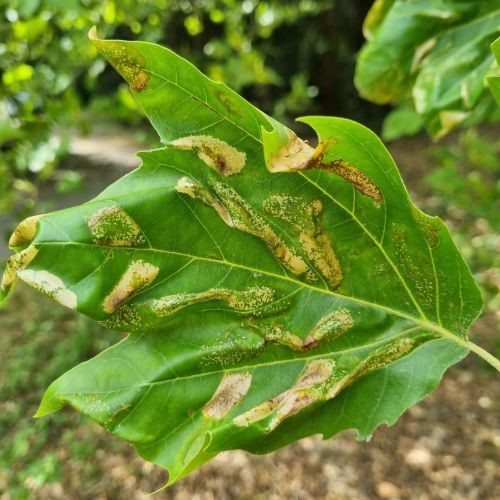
[36,351,500,500]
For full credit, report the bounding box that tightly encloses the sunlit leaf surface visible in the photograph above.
[1,30,484,485]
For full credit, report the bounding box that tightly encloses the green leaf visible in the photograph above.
[1,30,495,486]
[488,36,500,104]
[362,0,397,41]
[355,0,500,138]
[381,102,424,141]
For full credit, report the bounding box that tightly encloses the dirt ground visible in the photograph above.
[34,350,500,500]
[1,131,499,499]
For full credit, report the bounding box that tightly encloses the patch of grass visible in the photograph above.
[0,283,122,497]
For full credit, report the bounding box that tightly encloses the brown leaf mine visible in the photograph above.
[267,130,314,173]
[264,195,342,289]
[303,308,353,347]
[171,135,246,176]
[1,245,39,293]
[176,178,310,279]
[268,132,383,203]
[103,260,159,313]
[175,177,233,226]
[251,308,353,352]
[203,373,252,419]
[321,158,383,203]
[234,335,422,432]
[234,360,334,430]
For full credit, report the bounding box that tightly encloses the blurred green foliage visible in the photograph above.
[355,0,500,140]
[1,0,375,217]
[0,284,120,497]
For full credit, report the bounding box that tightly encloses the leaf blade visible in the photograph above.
[2,31,486,486]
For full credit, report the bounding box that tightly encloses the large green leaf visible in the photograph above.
[1,30,496,486]
[355,0,500,138]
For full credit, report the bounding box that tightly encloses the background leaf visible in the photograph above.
[488,36,500,104]
[355,0,500,138]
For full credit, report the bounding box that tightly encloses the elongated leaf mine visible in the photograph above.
[176,177,234,226]
[149,286,276,317]
[234,336,423,431]
[87,205,145,247]
[176,177,311,278]
[264,195,342,288]
[203,373,252,419]
[9,215,43,247]
[267,132,383,202]
[17,269,77,309]
[1,245,39,293]
[234,360,334,430]
[304,308,354,346]
[172,135,246,176]
[252,308,353,351]
[103,260,159,313]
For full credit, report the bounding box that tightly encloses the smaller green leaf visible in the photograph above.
[381,103,424,141]
[488,36,500,104]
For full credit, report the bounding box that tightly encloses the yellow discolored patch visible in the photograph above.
[413,209,440,249]
[17,268,77,309]
[264,195,342,289]
[171,135,246,176]
[175,177,234,226]
[89,27,150,93]
[149,286,275,317]
[9,215,43,247]
[251,308,353,352]
[214,89,244,117]
[267,130,314,173]
[303,308,353,347]
[103,260,159,313]
[1,245,39,293]
[234,359,334,430]
[203,373,252,419]
[100,304,144,331]
[87,205,145,247]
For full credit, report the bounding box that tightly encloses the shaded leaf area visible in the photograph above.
[1,33,482,484]
[488,37,500,104]
[355,0,500,139]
